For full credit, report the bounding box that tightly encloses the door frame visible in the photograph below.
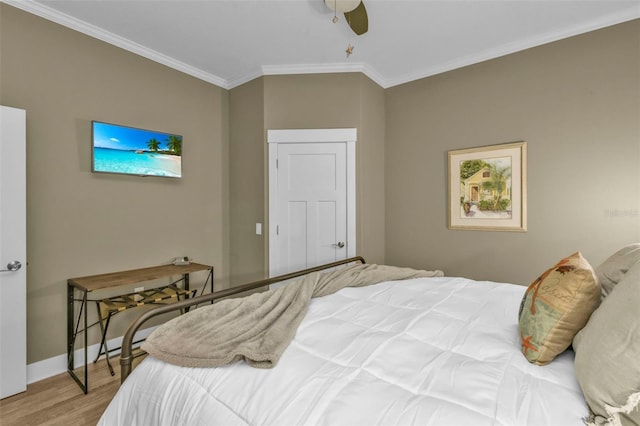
[267,128,356,277]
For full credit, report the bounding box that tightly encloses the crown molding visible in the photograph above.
[225,62,388,90]
[5,0,390,89]
[4,0,639,91]
[260,62,388,89]
[386,4,640,88]
[2,0,230,89]
[225,68,266,90]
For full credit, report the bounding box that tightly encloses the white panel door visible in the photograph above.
[0,106,27,399]
[276,142,347,274]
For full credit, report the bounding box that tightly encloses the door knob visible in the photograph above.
[333,242,345,248]
[0,260,22,272]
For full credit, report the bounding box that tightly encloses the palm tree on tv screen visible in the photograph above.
[166,135,182,156]
[147,138,161,152]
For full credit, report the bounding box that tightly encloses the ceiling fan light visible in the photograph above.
[324,0,361,13]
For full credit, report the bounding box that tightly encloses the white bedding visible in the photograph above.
[99,276,588,426]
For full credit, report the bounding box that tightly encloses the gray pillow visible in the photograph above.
[573,259,640,425]
[595,244,640,297]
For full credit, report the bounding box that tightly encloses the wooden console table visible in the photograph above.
[67,263,213,393]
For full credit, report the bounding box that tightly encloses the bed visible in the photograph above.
[99,251,640,426]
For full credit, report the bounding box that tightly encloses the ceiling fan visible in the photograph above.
[324,0,368,36]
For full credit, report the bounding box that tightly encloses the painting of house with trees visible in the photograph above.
[459,157,512,219]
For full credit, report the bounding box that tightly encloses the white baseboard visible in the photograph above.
[27,326,157,384]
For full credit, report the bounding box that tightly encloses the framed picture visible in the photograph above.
[448,141,527,231]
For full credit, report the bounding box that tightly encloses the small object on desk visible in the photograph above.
[133,286,145,302]
[173,256,190,266]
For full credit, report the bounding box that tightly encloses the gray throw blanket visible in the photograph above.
[142,263,443,369]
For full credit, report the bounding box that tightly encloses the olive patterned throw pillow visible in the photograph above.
[518,252,600,365]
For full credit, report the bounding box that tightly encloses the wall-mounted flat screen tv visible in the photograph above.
[92,121,182,178]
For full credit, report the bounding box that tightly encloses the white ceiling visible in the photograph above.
[6,0,640,89]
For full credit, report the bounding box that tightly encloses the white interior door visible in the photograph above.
[278,142,346,272]
[0,106,27,399]
[268,129,356,277]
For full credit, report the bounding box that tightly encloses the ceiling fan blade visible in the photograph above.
[344,1,368,35]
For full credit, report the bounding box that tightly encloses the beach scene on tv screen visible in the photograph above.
[92,121,182,178]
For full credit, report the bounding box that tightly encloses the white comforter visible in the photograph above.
[99,276,588,426]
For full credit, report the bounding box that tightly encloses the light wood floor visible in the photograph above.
[0,357,141,426]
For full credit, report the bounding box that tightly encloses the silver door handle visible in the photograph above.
[0,261,22,272]
[333,242,345,249]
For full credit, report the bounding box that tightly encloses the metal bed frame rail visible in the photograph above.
[120,256,366,382]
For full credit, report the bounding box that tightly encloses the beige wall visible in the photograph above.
[1,5,229,363]
[227,73,386,285]
[228,78,265,286]
[357,76,386,264]
[263,73,386,264]
[227,73,387,281]
[385,20,640,284]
